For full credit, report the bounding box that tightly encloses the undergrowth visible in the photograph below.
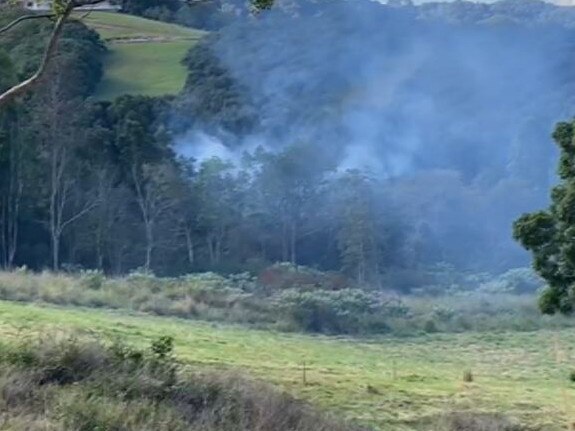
[0,269,571,336]
[0,336,365,431]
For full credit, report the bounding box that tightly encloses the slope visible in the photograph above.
[0,300,572,430]
[74,12,206,99]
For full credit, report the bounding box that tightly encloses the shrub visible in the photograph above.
[462,370,474,383]
[424,319,438,333]
[277,289,408,334]
[480,268,544,294]
[151,336,174,359]
[258,263,352,292]
[80,270,105,290]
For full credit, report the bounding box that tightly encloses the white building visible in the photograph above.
[23,0,121,12]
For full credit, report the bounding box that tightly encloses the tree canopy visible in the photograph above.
[514,121,575,314]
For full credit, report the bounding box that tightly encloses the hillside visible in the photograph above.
[0,299,573,430]
[74,12,206,99]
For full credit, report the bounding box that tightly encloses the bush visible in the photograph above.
[258,263,351,292]
[277,289,407,334]
[462,370,474,383]
[480,268,544,294]
[80,270,105,290]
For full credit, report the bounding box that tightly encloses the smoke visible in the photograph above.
[175,0,575,271]
[175,131,234,161]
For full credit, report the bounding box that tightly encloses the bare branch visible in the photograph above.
[0,5,73,107]
[60,198,100,231]
[0,0,109,108]
[0,13,55,36]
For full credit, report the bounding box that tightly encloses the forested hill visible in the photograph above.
[174,0,575,277]
[2,0,575,293]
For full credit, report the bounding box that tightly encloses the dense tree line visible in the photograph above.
[120,0,575,32]
[119,0,240,30]
[5,0,575,291]
[0,8,411,279]
[175,0,575,275]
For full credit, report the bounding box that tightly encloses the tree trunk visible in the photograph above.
[0,119,24,269]
[52,231,60,271]
[281,222,289,262]
[184,226,195,267]
[290,222,297,265]
[144,220,154,271]
[207,234,215,266]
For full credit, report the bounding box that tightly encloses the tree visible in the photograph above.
[513,120,575,314]
[34,73,99,270]
[194,157,241,268]
[335,170,381,285]
[252,144,333,265]
[106,96,173,271]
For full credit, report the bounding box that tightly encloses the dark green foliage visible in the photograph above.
[513,120,575,315]
[278,288,407,334]
[176,37,258,136]
[251,0,274,12]
[150,335,174,359]
[121,0,181,17]
[120,0,273,30]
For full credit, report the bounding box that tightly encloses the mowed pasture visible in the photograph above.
[72,12,206,99]
[0,300,573,430]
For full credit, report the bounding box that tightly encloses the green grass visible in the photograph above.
[72,12,206,99]
[0,300,573,430]
[95,41,195,99]
[77,12,199,40]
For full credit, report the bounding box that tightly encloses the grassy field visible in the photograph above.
[95,41,194,98]
[73,12,205,99]
[0,300,573,430]
[78,12,198,40]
